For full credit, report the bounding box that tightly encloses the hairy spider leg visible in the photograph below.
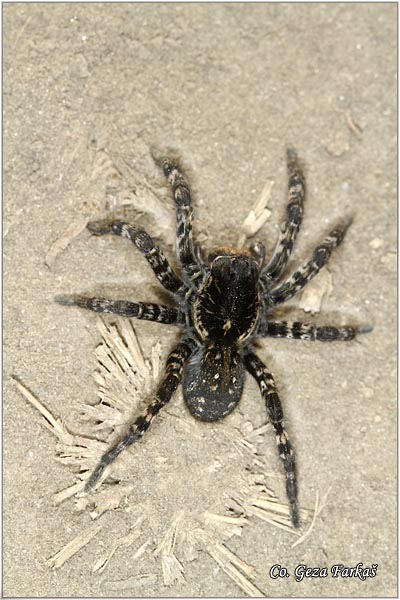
[259,320,358,341]
[244,351,299,527]
[87,220,184,294]
[267,218,352,307]
[55,295,183,325]
[84,340,193,493]
[160,159,203,282]
[261,148,305,286]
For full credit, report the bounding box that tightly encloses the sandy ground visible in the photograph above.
[4,3,397,598]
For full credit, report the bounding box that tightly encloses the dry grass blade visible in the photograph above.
[132,538,152,560]
[13,377,101,465]
[90,317,160,415]
[104,573,157,591]
[12,377,73,443]
[151,341,163,379]
[235,485,312,536]
[204,512,247,528]
[203,511,247,540]
[98,319,146,378]
[54,481,86,504]
[118,318,149,377]
[244,504,296,535]
[154,512,185,585]
[222,426,258,457]
[195,530,264,597]
[246,423,271,439]
[46,523,103,569]
[238,179,273,247]
[80,318,154,436]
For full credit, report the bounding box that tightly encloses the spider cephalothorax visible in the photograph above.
[193,251,260,342]
[57,148,368,528]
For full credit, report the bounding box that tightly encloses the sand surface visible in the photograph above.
[4,4,396,597]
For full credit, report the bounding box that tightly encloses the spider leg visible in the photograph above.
[84,339,194,493]
[258,320,364,341]
[266,218,352,308]
[55,295,183,325]
[87,220,184,294]
[159,158,203,282]
[260,148,305,287]
[244,350,299,527]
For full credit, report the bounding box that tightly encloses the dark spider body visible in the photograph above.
[186,250,259,421]
[57,148,368,528]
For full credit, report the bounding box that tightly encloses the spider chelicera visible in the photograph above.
[56,148,369,527]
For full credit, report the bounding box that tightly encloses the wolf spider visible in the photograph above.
[56,148,369,527]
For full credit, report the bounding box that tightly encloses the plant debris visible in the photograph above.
[297,267,333,314]
[237,179,273,247]
[46,523,103,569]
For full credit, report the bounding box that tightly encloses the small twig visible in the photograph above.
[46,523,103,569]
[12,377,73,442]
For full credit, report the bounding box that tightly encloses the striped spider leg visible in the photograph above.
[55,295,183,325]
[84,339,194,493]
[85,219,184,294]
[55,218,187,325]
[260,147,305,287]
[259,320,362,341]
[265,218,353,309]
[244,350,299,527]
[158,156,204,285]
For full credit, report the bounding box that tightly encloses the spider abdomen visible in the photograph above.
[183,341,245,421]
